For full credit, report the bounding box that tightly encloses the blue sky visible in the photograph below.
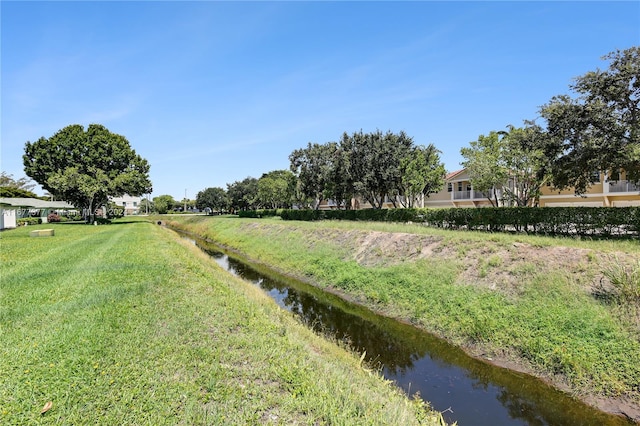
[2,1,639,200]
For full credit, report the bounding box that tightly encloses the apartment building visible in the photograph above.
[538,170,639,207]
[425,169,640,208]
[110,194,143,215]
[315,168,639,210]
[423,169,503,208]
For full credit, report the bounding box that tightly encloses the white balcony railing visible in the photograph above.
[609,180,640,193]
[453,190,494,200]
[453,190,471,200]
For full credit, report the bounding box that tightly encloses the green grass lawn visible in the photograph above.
[0,221,445,425]
[164,215,640,409]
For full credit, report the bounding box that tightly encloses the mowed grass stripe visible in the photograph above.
[0,222,442,425]
[1,225,138,328]
[0,225,111,282]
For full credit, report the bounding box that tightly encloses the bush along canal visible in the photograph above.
[183,234,634,426]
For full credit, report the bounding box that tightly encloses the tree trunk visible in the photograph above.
[84,199,92,224]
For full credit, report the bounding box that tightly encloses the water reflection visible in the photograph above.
[191,237,632,426]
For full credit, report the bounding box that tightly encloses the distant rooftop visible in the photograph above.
[0,198,75,209]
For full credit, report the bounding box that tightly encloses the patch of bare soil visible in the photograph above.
[303,226,637,304]
[350,230,444,266]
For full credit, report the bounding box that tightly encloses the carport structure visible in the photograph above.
[0,197,75,229]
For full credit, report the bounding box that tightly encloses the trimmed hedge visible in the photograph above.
[277,207,640,238]
[237,209,281,219]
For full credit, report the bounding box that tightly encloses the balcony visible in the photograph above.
[453,190,490,200]
[609,180,640,193]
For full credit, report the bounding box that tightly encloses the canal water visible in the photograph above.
[185,235,632,426]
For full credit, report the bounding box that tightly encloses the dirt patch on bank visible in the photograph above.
[299,226,638,304]
[351,231,444,266]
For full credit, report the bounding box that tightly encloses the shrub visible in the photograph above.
[47,213,61,223]
[17,217,42,226]
[238,209,280,218]
[280,209,322,221]
[238,210,258,218]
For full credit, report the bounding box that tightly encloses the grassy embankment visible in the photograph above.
[0,221,447,425]
[165,215,640,413]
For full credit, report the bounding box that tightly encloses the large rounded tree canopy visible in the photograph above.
[23,124,152,215]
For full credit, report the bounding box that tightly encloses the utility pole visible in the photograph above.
[184,189,187,213]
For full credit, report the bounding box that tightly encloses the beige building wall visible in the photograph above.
[424,169,500,208]
[110,194,143,215]
[539,170,639,207]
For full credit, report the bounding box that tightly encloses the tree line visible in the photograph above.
[15,47,638,218]
[191,47,638,212]
[184,131,446,214]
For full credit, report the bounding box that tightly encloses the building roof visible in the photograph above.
[445,169,466,180]
[0,198,75,209]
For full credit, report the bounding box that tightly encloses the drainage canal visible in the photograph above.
[186,235,632,426]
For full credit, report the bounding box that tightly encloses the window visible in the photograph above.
[133,202,137,207]
[447,183,452,192]
[122,201,127,207]
[457,182,463,192]
[590,170,600,183]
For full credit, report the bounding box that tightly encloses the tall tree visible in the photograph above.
[325,145,354,209]
[538,46,640,193]
[501,124,549,206]
[0,187,39,198]
[23,124,152,221]
[397,144,446,208]
[290,142,335,209]
[196,187,229,213]
[460,131,507,207]
[289,141,354,210]
[461,125,549,207]
[227,177,258,212]
[341,130,413,209]
[0,172,37,192]
[256,170,296,209]
[152,195,176,214]
[0,172,39,198]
